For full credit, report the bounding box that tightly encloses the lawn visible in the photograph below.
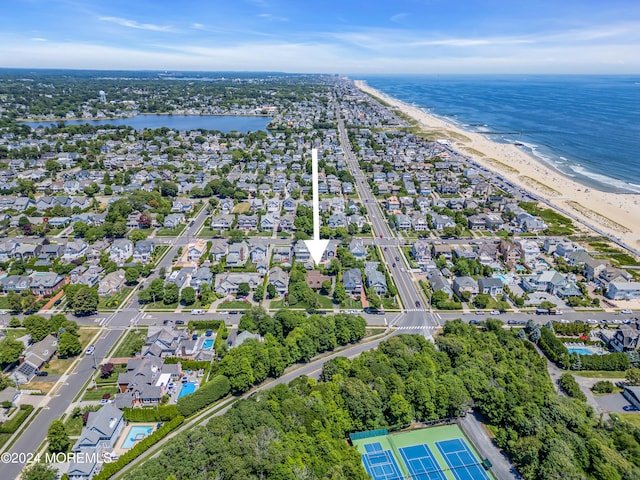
[341,298,362,309]
[218,300,252,310]
[0,327,29,340]
[0,296,11,309]
[82,386,119,401]
[156,224,186,237]
[111,328,147,358]
[78,328,101,348]
[618,413,640,428]
[401,247,419,269]
[95,364,127,385]
[98,287,132,310]
[43,357,74,375]
[232,202,250,214]
[573,370,628,379]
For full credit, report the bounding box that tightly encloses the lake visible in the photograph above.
[23,114,272,132]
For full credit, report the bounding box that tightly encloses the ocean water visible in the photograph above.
[359,75,640,193]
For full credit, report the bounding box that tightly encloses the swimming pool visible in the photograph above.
[178,382,197,398]
[493,274,508,284]
[567,347,599,356]
[202,339,214,350]
[121,425,153,449]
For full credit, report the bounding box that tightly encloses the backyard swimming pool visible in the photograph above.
[203,339,214,350]
[493,274,508,284]
[567,347,600,356]
[122,425,154,449]
[178,382,197,399]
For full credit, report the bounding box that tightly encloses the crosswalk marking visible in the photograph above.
[395,325,439,330]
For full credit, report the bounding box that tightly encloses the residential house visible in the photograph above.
[110,239,133,265]
[250,242,269,264]
[163,213,185,228]
[427,271,453,297]
[349,238,367,261]
[452,276,479,298]
[237,214,258,231]
[187,239,207,262]
[29,272,65,296]
[499,241,521,268]
[342,268,363,296]
[171,198,193,213]
[478,277,504,297]
[609,324,640,352]
[267,267,289,295]
[14,334,57,384]
[98,269,126,296]
[210,214,233,230]
[607,282,640,301]
[214,272,261,295]
[306,270,330,290]
[132,240,155,264]
[395,214,412,230]
[190,267,213,291]
[226,241,249,267]
[366,269,388,296]
[63,239,88,261]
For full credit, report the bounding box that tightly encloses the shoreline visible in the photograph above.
[354,79,640,249]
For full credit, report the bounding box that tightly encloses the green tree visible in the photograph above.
[73,221,88,237]
[148,278,165,303]
[366,288,382,310]
[23,315,50,342]
[181,287,196,305]
[160,181,179,197]
[320,279,332,295]
[0,337,25,364]
[237,282,250,297]
[267,283,277,299]
[387,393,413,426]
[626,368,640,386]
[7,291,23,313]
[125,267,140,285]
[163,283,179,305]
[22,464,58,480]
[333,282,347,304]
[71,287,99,316]
[254,285,265,302]
[57,332,82,358]
[47,420,70,453]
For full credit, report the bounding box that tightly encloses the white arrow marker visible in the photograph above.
[304,148,329,265]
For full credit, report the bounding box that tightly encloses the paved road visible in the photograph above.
[336,104,440,334]
[0,328,121,479]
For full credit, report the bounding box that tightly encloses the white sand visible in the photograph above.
[355,80,640,249]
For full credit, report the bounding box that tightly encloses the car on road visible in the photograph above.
[490,310,501,315]
[621,309,633,314]
[623,405,639,411]
[475,311,484,315]
[175,320,185,325]
[86,345,95,355]
[163,320,172,325]
[395,256,400,261]
[54,299,62,306]
[191,309,205,315]
[415,300,421,308]
[392,263,396,267]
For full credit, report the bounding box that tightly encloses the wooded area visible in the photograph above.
[127,321,640,480]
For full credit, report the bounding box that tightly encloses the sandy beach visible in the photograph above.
[355,80,640,250]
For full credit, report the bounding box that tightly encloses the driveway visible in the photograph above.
[594,393,634,413]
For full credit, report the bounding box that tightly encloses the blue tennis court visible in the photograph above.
[362,444,404,480]
[399,444,447,480]
[436,439,490,480]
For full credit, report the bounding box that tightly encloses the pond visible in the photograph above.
[23,114,272,132]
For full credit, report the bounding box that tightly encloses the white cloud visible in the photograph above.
[390,13,407,23]
[31,37,48,42]
[99,16,175,32]
[191,23,206,30]
[258,13,288,22]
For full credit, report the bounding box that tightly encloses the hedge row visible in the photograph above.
[163,358,210,370]
[176,375,230,418]
[538,326,568,363]
[0,404,34,433]
[577,352,630,371]
[559,373,587,401]
[187,320,223,331]
[93,415,184,480]
[122,405,179,422]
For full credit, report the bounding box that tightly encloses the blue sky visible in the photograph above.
[3,0,640,73]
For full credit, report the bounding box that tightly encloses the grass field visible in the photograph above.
[573,370,627,379]
[352,423,495,480]
[82,386,119,401]
[156,224,186,237]
[111,328,147,358]
[218,300,252,310]
[98,287,132,310]
[618,413,640,428]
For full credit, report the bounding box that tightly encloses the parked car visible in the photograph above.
[175,320,185,325]
[86,345,95,355]
[621,309,633,314]
[191,309,205,315]
[37,371,49,377]
[623,405,639,411]
[490,310,501,315]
